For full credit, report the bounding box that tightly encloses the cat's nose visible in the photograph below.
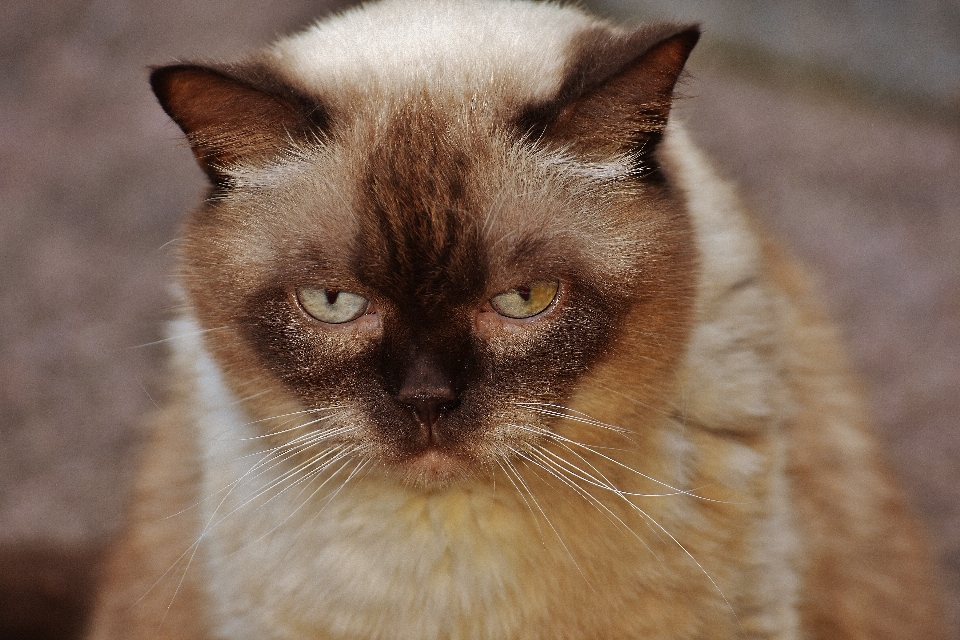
[395,349,458,430]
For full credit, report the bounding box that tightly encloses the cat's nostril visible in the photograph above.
[397,393,457,429]
[394,346,459,431]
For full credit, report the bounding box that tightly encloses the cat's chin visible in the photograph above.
[395,448,478,488]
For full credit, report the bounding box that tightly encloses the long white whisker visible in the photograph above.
[137,436,347,620]
[228,388,272,405]
[204,406,343,443]
[519,423,722,502]
[513,424,699,500]
[164,420,355,530]
[245,406,343,427]
[593,382,682,419]
[517,423,742,631]
[165,441,360,598]
[504,445,591,586]
[516,444,660,563]
[610,489,743,633]
[272,457,372,565]
[124,326,229,350]
[232,448,363,552]
[213,443,356,527]
[167,423,355,520]
[519,435,741,628]
[514,402,629,434]
[496,459,547,545]
[240,412,345,440]
[302,456,369,525]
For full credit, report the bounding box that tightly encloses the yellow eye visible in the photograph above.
[296,287,369,324]
[489,281,559,319]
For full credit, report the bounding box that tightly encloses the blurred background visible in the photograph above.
[0,0,957,638]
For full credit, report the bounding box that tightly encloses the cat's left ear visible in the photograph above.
[150,64,328,185]
[518,24,699,167]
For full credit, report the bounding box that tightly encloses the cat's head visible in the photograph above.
[152,1,699,486]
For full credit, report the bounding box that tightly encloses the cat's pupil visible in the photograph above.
[516,286,531,302]
[325,289,340,305]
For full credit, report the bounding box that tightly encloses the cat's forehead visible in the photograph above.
[215,95,646,304]
[266,0,608,109]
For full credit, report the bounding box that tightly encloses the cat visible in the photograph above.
[85,1,947,638]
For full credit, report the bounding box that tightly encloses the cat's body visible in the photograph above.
[86,1,946,638]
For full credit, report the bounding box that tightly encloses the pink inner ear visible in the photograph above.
[150,65,320,179]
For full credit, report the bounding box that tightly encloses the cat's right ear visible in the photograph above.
[516,24,699,173]
[150,65,328,185]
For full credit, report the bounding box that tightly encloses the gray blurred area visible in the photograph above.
[594,0,960,115]
[1,1,957,638]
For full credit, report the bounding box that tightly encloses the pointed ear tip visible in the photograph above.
[149,64,192,101]
[648,24,700,68]
[669,24,702,49]
[149,64,231,111]
[149,63,218,88]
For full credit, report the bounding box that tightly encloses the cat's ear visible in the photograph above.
[518,24,699,169]
[150,65,328,184]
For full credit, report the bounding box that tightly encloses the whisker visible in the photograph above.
[519,438,741,629]
[611,490,744,633]
[496,460,547,546]
[272,457,372,566]
[234,448,364,553]
[164,422,355,521]
[518,423,723,502]
[214,442,357,527]
[240,411,345,440]
[164,439,360,599]
[515,444,661,563]
[229,389,272,405]
[514,402,630,434]
[514,428,741,631]
[593,382,683,420]
[300,456,369,527]
[246,406,344,427]
[219,420,353,470]
[135,429,327,618]
[124,325,230,350]
[137,377,162,410]
[513,425,698,500]
[155,236,181,253]
[207,422,348,484]
[204,405,344,443]
[503,446,591,585]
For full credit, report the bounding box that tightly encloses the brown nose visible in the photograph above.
[396,349,457,431]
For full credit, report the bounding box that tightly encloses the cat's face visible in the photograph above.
[155,17,700,486]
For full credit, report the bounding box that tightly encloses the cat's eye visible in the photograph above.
[489,281,559,319]
[296,286,370,324]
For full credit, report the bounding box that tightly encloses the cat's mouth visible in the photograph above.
[395,446,478,487]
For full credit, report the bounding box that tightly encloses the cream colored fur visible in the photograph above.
[268,0,599,108]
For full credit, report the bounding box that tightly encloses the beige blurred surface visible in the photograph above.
[1,1,957,638]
